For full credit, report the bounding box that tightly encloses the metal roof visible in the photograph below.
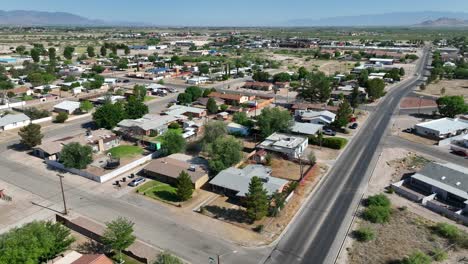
[0,113,30,127]
[415,118,468,134]
[291,122,323,135]
[54,100,81,112]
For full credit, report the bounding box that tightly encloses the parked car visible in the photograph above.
[128,177,146,187]
[123,79,130,83]
[349,123,358,129]
[323,129,336,136]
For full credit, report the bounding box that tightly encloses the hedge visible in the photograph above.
[308,136,348,150]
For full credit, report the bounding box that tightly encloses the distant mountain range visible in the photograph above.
[287,11,468,27]
[415,17,468,27]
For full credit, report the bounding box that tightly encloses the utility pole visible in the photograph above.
[57,174,68,215]
[418,95,423,115]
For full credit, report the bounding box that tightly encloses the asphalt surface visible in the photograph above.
[264,48,431,264]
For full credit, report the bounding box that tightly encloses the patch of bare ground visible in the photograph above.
[397,132,438,146]
[348,209,468,264]
[417,79,468,101]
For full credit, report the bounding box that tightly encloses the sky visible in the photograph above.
[3,0,468,26]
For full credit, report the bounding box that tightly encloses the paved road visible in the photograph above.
[264,48,431,264]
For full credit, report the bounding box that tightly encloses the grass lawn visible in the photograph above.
[136,180,180,203]
[144,95,156,102]
[107,145,144,158]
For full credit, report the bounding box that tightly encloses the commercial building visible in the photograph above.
[209,165,289,198]
[258,132,308,159]
[414,118,468,139]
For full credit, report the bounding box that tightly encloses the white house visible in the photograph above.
[295,110,336,125]
[414,118,468,139]
[53,100,81,114]
[258,132,308,159]
[187,76,209,85]
[0,113,31,131]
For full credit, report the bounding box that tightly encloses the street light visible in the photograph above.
[57,174,68,215]
[215,250,237,264]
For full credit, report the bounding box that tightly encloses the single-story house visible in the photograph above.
[258,132,308,159]
[0,113,31,131]
[34,129,119,160]
[243,81,273,91]
[290,122,323,136]
[164,105,207,118]
[143,155,209,189]
[193,97,225,107]
[227,122,250,136]
[295,109,336,125]
[54,101,81,114]
[116,114,178,137]
[290,103,338,113]
[209,165,289,198]
[208,92,251,105]
[414,118,468,139]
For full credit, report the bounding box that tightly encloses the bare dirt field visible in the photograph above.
[270,158,305,181]
[418,79,468,101]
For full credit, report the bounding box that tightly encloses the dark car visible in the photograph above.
[323,129,336,136]
[128,177,145,187]
[123,79,130,83]
[349,123,358,129]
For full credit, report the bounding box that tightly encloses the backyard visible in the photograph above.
[136,180,180,203]
[107,145,144,158]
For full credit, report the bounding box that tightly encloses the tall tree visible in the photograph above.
[18,123,43,148]
[87,46,95,57]
[206,98,218,114]
[125,96,149,119]
[100,46,107,57]
[252,71,271,82]
[60,143,93,169]
[299,72,331,103]
[185,86,203,101]
[349,86,361,109]
[160,129,186,155]
[102,217,136,264]
[80,100,94,113]
[256,107,293,138]
[202,121,227,146]
[132,85,147,101]
[332,100,353,128]
[30,48,40,63]
[63,46,75,60]
[93,102,126,129]
[245,176,269,221]
[436,95,468,118]
[365,79,385,100]
[206,136,243,174]
[176,171,193,201]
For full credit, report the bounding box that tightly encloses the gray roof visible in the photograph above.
[0,113,30,127]
[412,162,468,200]
[259,132,308,150]
[54,100,81,112]
[415,118,468,134]
[118,114,177,131]
[291,122,323,135]
[165,105,206,116]
[209,165,289,197]
[295,110,336,123]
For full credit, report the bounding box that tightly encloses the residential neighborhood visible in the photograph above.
[0,3,467,264]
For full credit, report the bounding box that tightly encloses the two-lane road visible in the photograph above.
[264,48,431,264]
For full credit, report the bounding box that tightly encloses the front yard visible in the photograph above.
[136,180,180,203]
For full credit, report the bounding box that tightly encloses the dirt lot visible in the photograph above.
[270,158,306,181]
[418,79,468,101]
[348,209,467,264]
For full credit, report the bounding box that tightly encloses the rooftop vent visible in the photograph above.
[441,176,446,180]
[456,182,461,186]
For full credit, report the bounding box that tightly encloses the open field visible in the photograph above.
[419,79,468,101]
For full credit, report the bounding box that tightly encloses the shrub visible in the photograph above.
[308,136,348,149]
[432,223,468,249]
[354,227,375,242]
[253,225,264,233]
[366,194,391,208]
[431,248,448,262]
[363,205,391,223]
[55,112,68,123]
[401,251,431,264]
[168,122,181,129]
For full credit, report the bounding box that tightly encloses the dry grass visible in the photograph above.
[421,79,468,101]
[398,132,438,146]
[270,158,303,181]
[348,209,467,264]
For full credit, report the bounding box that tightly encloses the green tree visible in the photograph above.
[177,93,192,105]
[206,136,243,174]
[15,45,26,55]
[125,96,149,119]
[55,112,68,123]
[202,121,227,146]
[299,72,331,103]
[436,95,468,118]
[160,129,186,155]
[63,46,74,60]
[206,98,218,114]
[349,86,361,109]
[233,112,252,127]
[176,171,193,201]
[256,107,293,138]
[365,78,385,100]
[153,252,183,264]
[298,66,309,79]
[28,72,45,86]
[87,46,95,57]
[30,48,40,63]
[252,71,271,82]
[102,217,136,264]
[198,63,210,75]
[100,46,107,57]
[185,86,203,101]
[60,142,93,169]
[18,123,43,148]
[117,58,129,69]
[148,55,157,62]
[132,84,147,101]
[124,45,130,55]
[91,65,104,74]
[245,176,270,221]
[269,191,285,217]
[401,251,431,264]
[80,100,93,113]
[358,70,369,87]
[93,102,126,129]
[273,72,291,83]
[332,100,352,128]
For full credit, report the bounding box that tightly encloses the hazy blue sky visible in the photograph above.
[3,0,468,26]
